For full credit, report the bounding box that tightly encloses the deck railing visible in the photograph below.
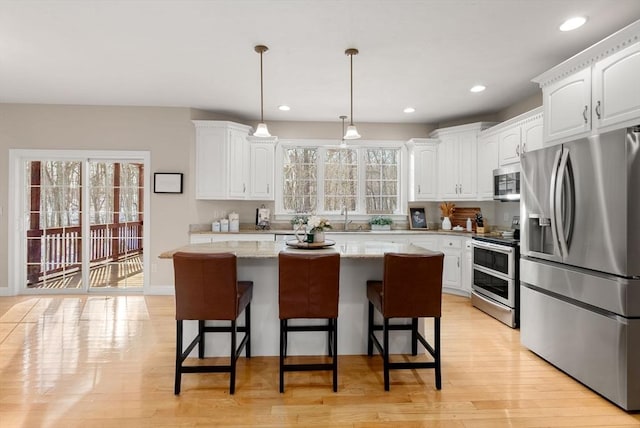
[26,221,143,285]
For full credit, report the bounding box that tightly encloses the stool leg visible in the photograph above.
[230,319,237,395]
[279,319,286,393]
[435,317,442,390]
[411,317,418,356]
[245,303,251,358]
[198,320,205,359]
[327,318,333,357]
[175,320,183,395]
[383,317,390,391]
[367,302,374,356]
[332,317,338,392]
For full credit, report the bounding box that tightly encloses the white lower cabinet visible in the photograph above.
[189,233,274,244]
[436,236,472,296]
[462,238,473,294]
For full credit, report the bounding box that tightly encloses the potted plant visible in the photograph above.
[307,215,332,243]
[369,215,393,231]
[290,214,309,230]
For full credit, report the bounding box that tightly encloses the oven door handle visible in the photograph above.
[472,264,513,281]
[471,241,514,254]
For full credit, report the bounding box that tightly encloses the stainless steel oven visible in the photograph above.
[471,237,520,327]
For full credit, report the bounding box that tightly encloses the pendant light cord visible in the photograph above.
[260,50,264,123]
[349,53,354,126]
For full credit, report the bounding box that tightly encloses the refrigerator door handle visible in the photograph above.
[555,148,571,258]
[549,148,564,257]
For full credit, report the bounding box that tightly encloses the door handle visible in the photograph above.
[582,105,588,124]
[516,145,520,157]
[595,100,602,119]
[549,148,564,257]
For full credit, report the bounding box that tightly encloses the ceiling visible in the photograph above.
[2,0,640,125]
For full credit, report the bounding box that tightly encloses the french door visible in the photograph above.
[10,150,150,294]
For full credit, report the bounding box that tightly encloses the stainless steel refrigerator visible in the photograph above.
[520,126,640,411]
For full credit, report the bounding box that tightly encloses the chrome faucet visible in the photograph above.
[341,203,352,231]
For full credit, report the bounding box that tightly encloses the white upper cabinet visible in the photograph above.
[476,132,499,200]
[593,42,640,130]
[249,142,275,200]
[521,113,544,154]
[534,21,640,145]
[542,68,592,143]
[499,126,522,166]
[407,138,438,201]
[193,121,275,200]
[228,128,250,198]
[431,122,495,201]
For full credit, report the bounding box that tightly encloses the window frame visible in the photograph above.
[275,139,408,221]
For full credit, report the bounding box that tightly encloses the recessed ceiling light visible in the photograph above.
[403,107,416,113]
[560,16,587,32]
[470,85,486,93]
[278,105,291,111]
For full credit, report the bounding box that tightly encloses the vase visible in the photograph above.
[442,217,452,230]
[314,231,325,243]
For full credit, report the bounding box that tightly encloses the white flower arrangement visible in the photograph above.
[307,216,333,233]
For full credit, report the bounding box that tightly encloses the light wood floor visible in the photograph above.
[0,294,638,427]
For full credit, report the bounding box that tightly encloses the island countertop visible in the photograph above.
[159,240,439,259]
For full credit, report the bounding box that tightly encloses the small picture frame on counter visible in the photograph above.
[154,172,183,194]
[409,206,428,230]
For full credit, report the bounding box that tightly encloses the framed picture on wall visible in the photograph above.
[154,172,183,194]
[409,206,428,229]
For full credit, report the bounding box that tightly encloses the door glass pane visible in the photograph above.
[88,161,144,290]
[25,160,83,289]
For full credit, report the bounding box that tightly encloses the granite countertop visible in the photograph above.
[190,228,479,237]
[159,240,440,259]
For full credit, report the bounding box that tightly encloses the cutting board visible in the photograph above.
[450,207,481,231]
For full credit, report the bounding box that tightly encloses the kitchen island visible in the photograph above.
[160,240,441,357]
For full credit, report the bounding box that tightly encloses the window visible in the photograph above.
[282,147,317,213]
[324,148,358,212]
[277,141,404,216]
[365,148,399,214]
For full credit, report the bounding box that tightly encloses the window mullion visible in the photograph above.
[317,147,326,214]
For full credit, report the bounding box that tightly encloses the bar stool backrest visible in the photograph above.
[382,252,444,318]
[173,252,239,321]
[278,252,341,319]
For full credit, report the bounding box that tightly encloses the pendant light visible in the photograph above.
[253,45,271,138]
[344,48,361,140]
[339,115,347,148]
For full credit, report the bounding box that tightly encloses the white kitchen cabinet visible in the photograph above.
[534,22,640,145]
[410,237,438,252]
[193,121,252,200]
[592,42,640,131]
[189,234,214,244]
[461,238,473,294]
[249,141,275,200]
[440,236,462,292]
[497,108,544,166]
[193,121,275,200]
[431,123,494,201]
[407,138,438,201]
[520,113,543,154]
[189,233,274,244]
[228,128,250,198]
[541,68,592,144]
[476,132,499,199]
[499,126,521,167]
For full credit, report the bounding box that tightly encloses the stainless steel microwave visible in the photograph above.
[493,164,520,201]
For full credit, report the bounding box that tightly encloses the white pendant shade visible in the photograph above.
[344,124,361,140]
[253,122,271,138]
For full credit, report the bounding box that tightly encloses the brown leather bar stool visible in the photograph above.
[278,251,341,393]
[172,252,252,395]
[367,251,444,391]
